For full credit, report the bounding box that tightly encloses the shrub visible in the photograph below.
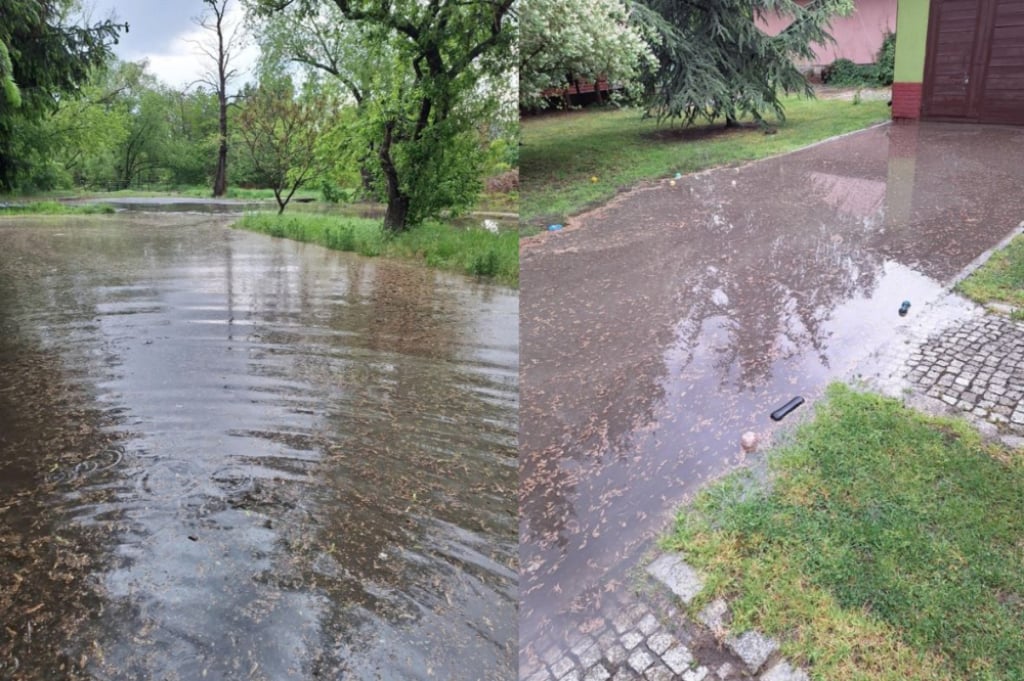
[821,32,897,88]
[821,58,878,87]
[876,31,896,86]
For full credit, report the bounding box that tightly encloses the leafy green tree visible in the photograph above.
[251,6,383,195]
[237,75,328,213]
[250,0,514,232]
[163,88,221,187]
[519,0,654,108]
[0,0,126,190]
[640,0,853,126]
[38,63,132,188]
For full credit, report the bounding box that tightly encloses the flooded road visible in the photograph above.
[519,122,1024,660]
[0,214,518,679]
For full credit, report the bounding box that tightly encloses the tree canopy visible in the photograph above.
[641,0,853,125]
[0,0,126,190]
[237,74,328,213]
[249,0,515,232]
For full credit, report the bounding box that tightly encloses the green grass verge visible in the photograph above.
[666,384,1024,681]
[955,234,1024,318]
[234,212,518,287]
[521,95,890,224]
[0,200,115,216]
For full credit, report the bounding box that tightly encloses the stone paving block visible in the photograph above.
[662,644,695,676]
[717,662,737,679]
[637,613,660,636]
[698,598,730,632]
[760,661,810,681]
[647,631,676,656]
[583,664,612,681]
[566,627,587,649]
[612,669,639,681]
[551,656,577,679]
[578,642,603,670]
[605,644,629,666]
[613,608,644,634]
[572,636,597,658]
[646,554,703,604]
[682,666,709,681]
[621,630,644,651]
[726,631,778,674]
[628,648,655,675]
[644,664,676,681]
[559,670,581,681]
[581,663,610,679]
[525,668,552,681]
[598,629,617,651]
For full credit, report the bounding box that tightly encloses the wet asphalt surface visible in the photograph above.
[519,122,1024,662]
[0,214,517,679]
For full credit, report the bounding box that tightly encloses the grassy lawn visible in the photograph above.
[666,384,1024,681]
[521,95,890,224]
[955,234,1024,317]
[0,200,114,216]
[235,213,518,287]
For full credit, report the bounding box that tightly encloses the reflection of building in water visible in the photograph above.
[809,171,887,221]
[886,123,919,227]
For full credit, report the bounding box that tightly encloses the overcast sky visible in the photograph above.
[85,0,258,90]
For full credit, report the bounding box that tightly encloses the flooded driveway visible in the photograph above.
[520,122,1024,657]
[0,214,518,679]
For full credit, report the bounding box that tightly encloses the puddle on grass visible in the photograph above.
[0,214,518,679]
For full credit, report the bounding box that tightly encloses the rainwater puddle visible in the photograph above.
[520,122,1024,652]
[0,213,517,679]
[80,198,518,233]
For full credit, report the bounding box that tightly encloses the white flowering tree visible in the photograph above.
[519,0,654,108]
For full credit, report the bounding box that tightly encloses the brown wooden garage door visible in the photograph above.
[922,0,1024,125]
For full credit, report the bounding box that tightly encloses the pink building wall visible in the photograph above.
[759,0,897,66]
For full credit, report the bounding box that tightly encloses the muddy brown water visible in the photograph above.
[520,122,1024,659]
[0,214,517,679]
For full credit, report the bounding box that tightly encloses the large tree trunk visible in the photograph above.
[379,119,410,233]
[213,140,227,196]
[209,1,230,198]
[383,193,410,233]
[212,84,228,197]
[213,143,227,196]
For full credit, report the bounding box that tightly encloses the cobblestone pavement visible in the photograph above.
[520,554,808,681]
[905,313,1024,427]
[850,291,1024,449]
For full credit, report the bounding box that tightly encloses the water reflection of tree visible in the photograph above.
[244,253,518,677]
[680,182,887,389]
[520,160,891,637]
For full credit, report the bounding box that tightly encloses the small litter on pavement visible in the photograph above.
[771,396,805,421]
